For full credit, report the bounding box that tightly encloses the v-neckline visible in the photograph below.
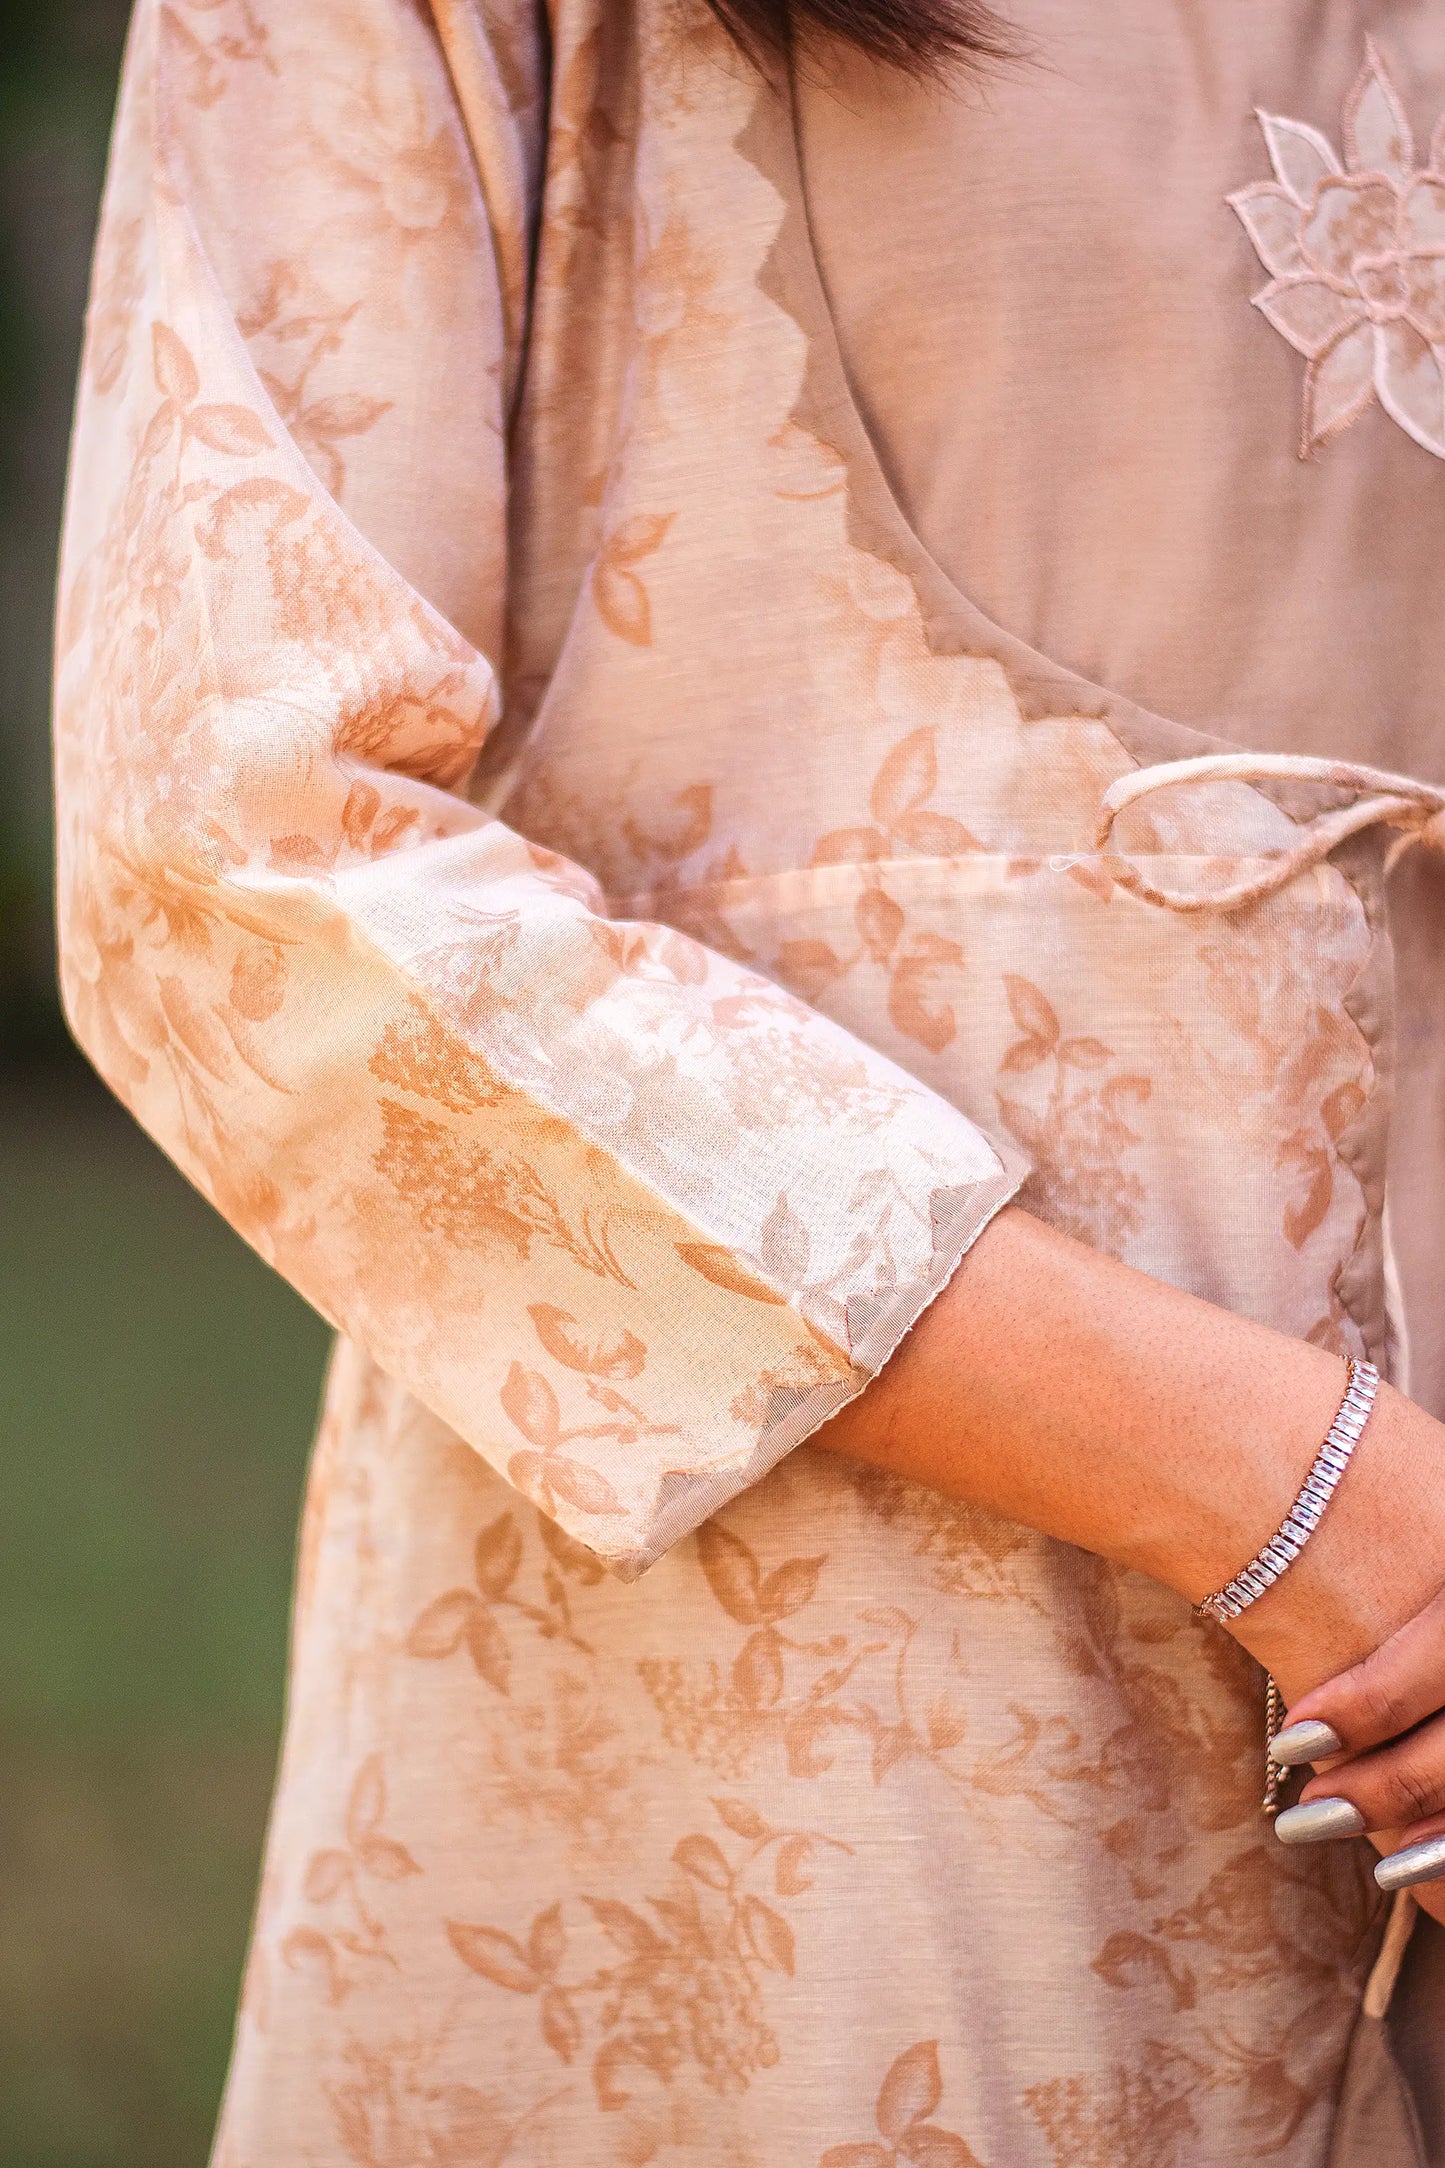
[741,54,1266,784]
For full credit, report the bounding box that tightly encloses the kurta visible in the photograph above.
[52,0,1445,2160]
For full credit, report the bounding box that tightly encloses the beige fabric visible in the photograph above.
[795,1,1445,769]
[1327,2010,1426,2167]
[1395,1913,1445,2159]
[56,0,1022,1583]
[53,0,1441,2161]
[801,16,1445,2131]
[797,7,1445,1422]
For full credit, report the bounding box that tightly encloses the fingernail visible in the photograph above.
[1274,1798,1366,1845]
[1270,1720,1344,1768]
[1376,1836,1445,1892]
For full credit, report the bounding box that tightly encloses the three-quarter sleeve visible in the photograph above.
[54,0,1023,1576]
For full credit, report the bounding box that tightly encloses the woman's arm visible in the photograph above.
[56,0,1022,1580]
[822,1203,1445,1914]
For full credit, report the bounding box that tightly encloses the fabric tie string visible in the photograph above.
[1092,751,1445,913]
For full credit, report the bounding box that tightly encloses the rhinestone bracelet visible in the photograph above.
[1197,1358,1380,1627]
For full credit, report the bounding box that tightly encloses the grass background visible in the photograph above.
[0,1068,328,2168]
[1,5,331,2160]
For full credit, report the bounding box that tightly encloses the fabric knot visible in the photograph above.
[1094,751,1445,912]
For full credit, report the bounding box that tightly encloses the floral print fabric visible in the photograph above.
[55,0,1428,2161]
[53,0,1017,1581]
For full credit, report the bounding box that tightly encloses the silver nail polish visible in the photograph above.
[1274,1798,1366,1845]
[1376,1835,1445,1892]
[1269,1719,1344,1768]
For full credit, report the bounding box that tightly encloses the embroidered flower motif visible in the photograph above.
[1229,40,1445,459]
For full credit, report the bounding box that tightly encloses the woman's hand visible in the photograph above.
[1206,1380,1445,1927]
[1258,1587,1445,1912]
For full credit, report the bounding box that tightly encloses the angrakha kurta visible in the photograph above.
[53,0,1445,2158]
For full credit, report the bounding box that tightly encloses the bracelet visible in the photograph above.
[1197,1358,1379,1627]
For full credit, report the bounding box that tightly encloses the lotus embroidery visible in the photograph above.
[1229,41,1445,459]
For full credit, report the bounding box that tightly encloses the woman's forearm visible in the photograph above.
[821,1205,1445,1698]
[824,1206,1346,1597]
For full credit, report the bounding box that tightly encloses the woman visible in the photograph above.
[53,0,1445,2157]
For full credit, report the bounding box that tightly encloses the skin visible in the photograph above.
[819,1203,1445,1926]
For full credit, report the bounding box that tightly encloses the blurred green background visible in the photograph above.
[0,6,330,2162]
